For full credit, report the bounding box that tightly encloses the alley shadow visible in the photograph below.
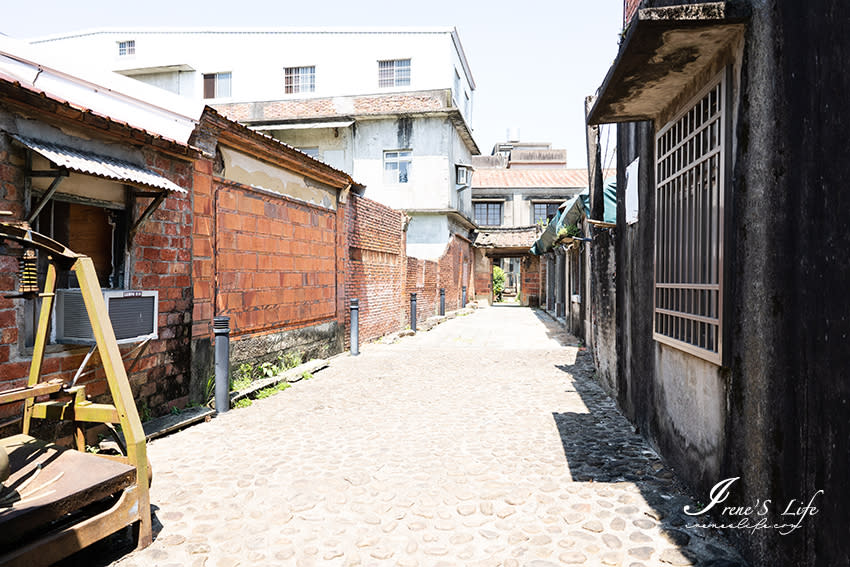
[552,352,748,566]
[530,308,582,347]
[54,505,163,566]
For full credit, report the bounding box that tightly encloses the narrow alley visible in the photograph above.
[101,306,745,567]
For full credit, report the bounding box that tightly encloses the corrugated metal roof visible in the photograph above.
[13,135,187,193]
[472,168,615,189]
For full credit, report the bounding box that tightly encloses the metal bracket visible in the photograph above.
[27,173,65,224]
[129,191,166,238]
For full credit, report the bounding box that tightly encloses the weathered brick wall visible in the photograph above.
[0,133,194,430]
[213,178,342,362]
[405,257,439,327]
[437,236,474,312]
[521,255,541,307]
[344,195,406,344]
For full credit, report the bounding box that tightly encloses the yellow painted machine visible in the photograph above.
[0,218,151,566]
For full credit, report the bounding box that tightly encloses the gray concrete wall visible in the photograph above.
[608,1,850,566]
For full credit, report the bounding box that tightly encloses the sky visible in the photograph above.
[1,0,624,168]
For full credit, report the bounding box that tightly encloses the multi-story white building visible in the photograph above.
[31,28,480,259]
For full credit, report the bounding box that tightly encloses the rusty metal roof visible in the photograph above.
[12,135,187,193]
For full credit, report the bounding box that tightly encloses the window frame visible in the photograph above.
[383,149,412,184]
[652,69,730,365]
[203,72,232,99]
[473,201,503,227]
[118,40,135,57]
[378,59,411,88]
[532,202,560,225]
[284,65,316,94]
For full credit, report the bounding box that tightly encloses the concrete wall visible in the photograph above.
[268,125,354,174]
[34,30,474,120]
[605,2,850,565]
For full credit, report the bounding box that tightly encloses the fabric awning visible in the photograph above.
[587,2,747,125]
[12,135,187,193]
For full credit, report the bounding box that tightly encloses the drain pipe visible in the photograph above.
[214,316,231,414]
[350,299,360,356]
[410,293,417,332]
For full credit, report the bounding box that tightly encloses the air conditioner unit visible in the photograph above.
[54,289,159,345]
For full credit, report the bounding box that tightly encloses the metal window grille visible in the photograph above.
[474,202,502,226]
[285,66,315,94]
[383,150,412,184]
[653,71,727,364]
[378,59,411,88]
[118,40,135,56]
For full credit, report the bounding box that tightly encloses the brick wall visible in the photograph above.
[0,133,194,429]
[215,179,338,336]
[521,255,541,307]
[344,194,406,344]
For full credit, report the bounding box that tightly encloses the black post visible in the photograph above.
[350,299,360,356]
[439,288,445,316]
[213,316,231,414]
[462,286,467,308]
[410,292,417,332]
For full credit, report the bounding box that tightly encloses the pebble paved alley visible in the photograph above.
[99,305,747,567]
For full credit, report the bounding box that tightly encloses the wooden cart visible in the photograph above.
[0,220,151,566]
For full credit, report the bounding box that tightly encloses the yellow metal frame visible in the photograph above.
[0,222,152,562]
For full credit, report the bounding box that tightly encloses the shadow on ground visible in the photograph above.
[552,352,747,566]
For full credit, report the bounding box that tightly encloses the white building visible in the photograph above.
[31,28,480,259]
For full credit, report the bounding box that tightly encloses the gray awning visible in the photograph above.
[12,135,187,193]
[587,2,747,125]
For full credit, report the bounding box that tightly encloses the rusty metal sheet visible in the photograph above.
[12,135,187,193]
[0,434,136,548]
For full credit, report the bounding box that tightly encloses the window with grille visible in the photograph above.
[654,71,727,364]
[474,202,502,226]
[203,72,232,99]
[533,203,560,224]
[383,150,412,184]
[378,59,411,88]
[118,40,135,56]
[284,66,315,94]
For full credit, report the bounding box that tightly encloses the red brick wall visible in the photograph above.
[404,235,474,328]
[521,255,541,307]
[0,133,194,428]
[213,178,339,338]
[344,195,406,344]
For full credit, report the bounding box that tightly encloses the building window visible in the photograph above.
[284,66,315,94]
[378,59,411,88]
[533,203,560,224]
[654,72,727,364]
[203,72,232,99]
[474,202,502,226]
[118,40,135,56]
[383,150,411,184]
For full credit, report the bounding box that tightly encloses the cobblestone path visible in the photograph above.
[109,305,746,567]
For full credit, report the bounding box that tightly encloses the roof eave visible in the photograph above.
[587,2,749,126]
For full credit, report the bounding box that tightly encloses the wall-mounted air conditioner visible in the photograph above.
[54,289,159,344]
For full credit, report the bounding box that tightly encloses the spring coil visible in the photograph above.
[18,249,38,294]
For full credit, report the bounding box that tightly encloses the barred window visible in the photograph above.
[654,72,727,364]
[474,202,502,226]
[378,59,411,88]
[284,66,315,94]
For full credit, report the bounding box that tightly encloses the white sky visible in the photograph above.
[1,0,623,168]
